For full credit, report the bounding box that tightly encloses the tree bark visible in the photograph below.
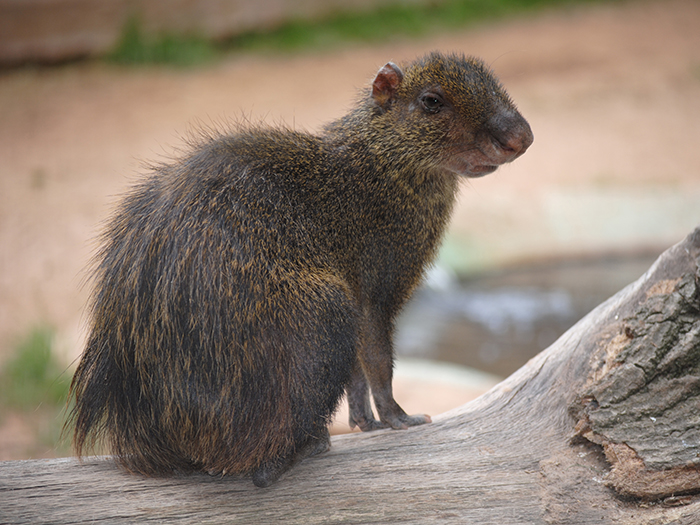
[2,228,700,524]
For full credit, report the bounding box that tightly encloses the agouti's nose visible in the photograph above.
[489,112,534,160]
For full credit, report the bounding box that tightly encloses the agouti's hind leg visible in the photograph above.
[251,429,331,488]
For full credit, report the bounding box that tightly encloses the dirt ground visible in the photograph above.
[1,0,700,459]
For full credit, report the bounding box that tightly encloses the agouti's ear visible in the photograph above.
[372,62,404,109]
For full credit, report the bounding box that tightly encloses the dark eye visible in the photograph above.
[420,93,444,114]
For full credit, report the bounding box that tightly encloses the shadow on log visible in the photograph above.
[2,228,700,524]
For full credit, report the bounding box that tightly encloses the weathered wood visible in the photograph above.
[2,228,700,524]
[572,254,700,500]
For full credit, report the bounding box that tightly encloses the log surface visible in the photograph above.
[2,229,700,524]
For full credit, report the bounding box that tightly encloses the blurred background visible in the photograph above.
[1,0,699,458]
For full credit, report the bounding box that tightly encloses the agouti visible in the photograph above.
[68,51,533,487]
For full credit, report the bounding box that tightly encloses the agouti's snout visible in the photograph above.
[446,108,533,178]
[488,109,534,161]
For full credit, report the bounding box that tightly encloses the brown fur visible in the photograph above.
[68,51,533,487]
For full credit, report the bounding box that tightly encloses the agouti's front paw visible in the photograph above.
[383,413,432,430]
[349,414,389,432]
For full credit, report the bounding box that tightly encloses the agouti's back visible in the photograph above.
[69,51,533,487]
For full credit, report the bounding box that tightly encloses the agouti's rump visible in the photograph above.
[68,51,533,487]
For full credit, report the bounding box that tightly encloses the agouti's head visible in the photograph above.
[371,51,533,178]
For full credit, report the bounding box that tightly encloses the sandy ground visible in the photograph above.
[1,0,699,459]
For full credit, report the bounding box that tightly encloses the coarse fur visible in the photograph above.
[68,51,533,487]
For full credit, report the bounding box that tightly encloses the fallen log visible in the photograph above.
[2,228,700,524]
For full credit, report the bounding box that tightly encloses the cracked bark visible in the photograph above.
[572,238,700,500]
[2,228,700,524]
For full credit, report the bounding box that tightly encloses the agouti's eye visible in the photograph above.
[420,93,444,114]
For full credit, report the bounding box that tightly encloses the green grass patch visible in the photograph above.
[225,0,611,53]
[108,17,219,66]
[109,0,614,65]
[0,326,71,411]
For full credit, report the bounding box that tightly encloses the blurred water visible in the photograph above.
[395,252,660,378]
